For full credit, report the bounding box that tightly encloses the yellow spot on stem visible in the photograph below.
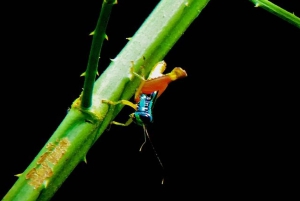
[26,138,71,189]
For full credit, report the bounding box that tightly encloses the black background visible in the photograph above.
[1,0,299,200]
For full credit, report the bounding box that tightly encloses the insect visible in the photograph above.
[102,60,187,183]
[102,60,187,126]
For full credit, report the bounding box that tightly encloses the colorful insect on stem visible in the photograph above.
[102,60,187,183]
[103,60,187,125]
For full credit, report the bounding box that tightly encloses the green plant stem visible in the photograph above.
[250,0,300,28]
[3,0,210,200]
[81,0,117,109]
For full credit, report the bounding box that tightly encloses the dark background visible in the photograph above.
[1,0,299,200]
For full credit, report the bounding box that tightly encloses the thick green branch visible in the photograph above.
[250,0,300,28]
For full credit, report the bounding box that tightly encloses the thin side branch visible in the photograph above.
[81,0,117,108]
[250,0,300,28]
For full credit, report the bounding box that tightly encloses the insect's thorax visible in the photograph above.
[133,91,158,126]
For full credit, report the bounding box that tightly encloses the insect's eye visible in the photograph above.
[139,114,152,124]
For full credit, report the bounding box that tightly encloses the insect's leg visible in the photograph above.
[130,61,146,81]
[102,99,137,110]
[111,116,133,127]
[102,100,135,127]
[129,60,146,102]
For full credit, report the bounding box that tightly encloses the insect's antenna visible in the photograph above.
[139,128,147,152]
[142,125,164,170]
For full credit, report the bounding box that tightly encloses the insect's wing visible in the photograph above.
[134,62,187,102]
[142,76,170,96]
[142,67,187,97]
[148,61,167,79]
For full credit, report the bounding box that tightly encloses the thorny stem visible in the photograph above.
[3,0,210,200]
[81,0,117,109]
[250,0,300,28]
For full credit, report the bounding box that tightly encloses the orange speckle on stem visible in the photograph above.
[26,138,71,189]
[37,152,50,164]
